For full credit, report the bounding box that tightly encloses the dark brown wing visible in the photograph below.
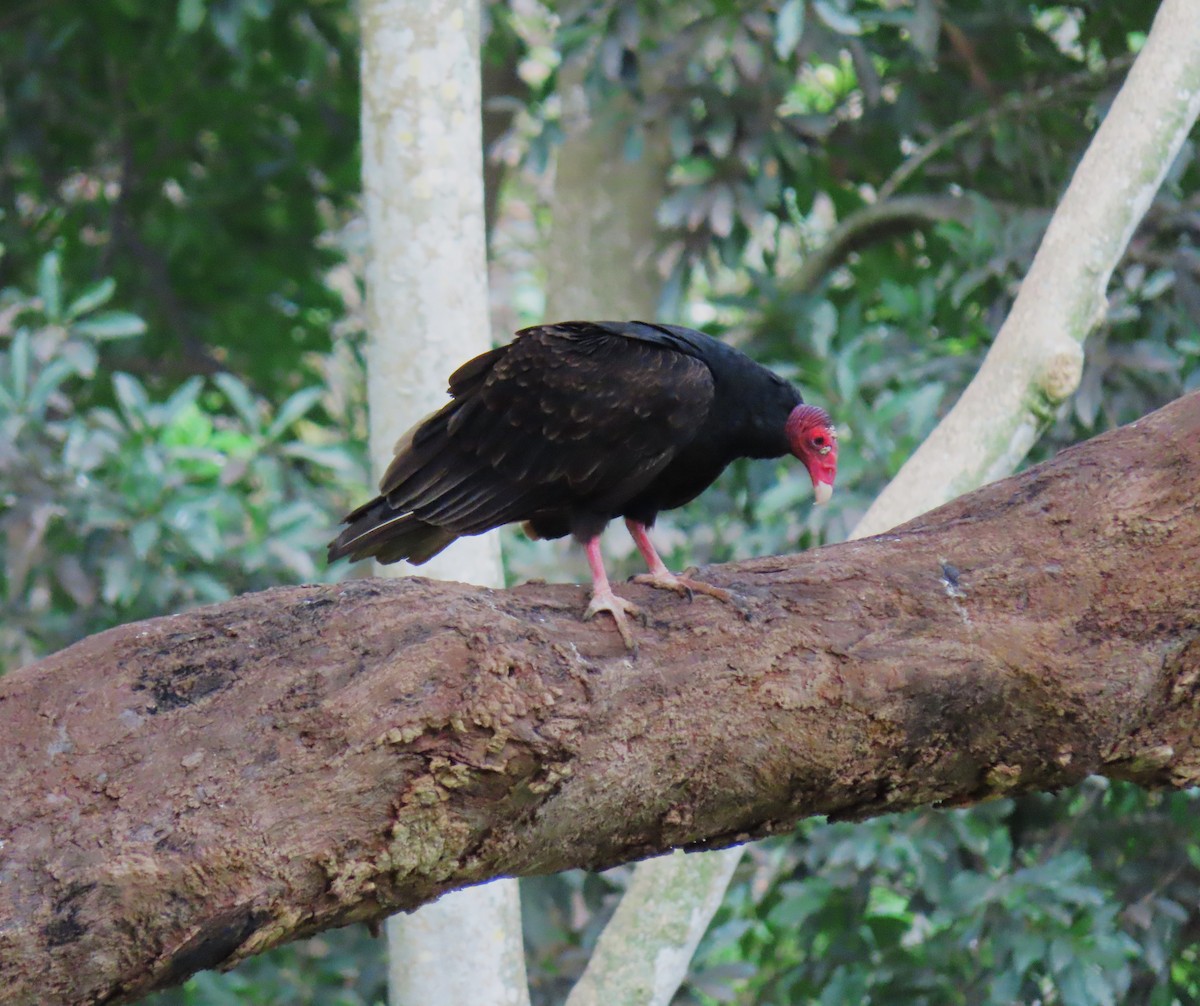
[330,323,715,564]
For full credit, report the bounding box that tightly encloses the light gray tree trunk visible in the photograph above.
[542,63,668,320]
[359,2,528,1003]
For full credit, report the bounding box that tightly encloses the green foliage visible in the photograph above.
[682,783,1200,1006]
[0,253,367,671]
[140,927,386,1006]
[0,0,360,391]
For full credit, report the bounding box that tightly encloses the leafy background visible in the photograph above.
[2,0,1199,1003]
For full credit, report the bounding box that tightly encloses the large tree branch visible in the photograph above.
[2,391,1199,1005]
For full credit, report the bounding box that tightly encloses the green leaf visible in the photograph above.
[65,277,116,320]
[131,520,160,560]
[186,572,233,603]
[177,0,206,32]
[9,330,30,403]
[776,0,806,58]
[25,357,77,419]
[767,879,833,927]
[72,311,147,340]
[213,373,262,430]
[160,377,205,429]
[38,252,63,321]
[1056,961,1097,1006]
[112,372,151,424]
[813,0,861,35]
[266,386,323,442]
[56,340,100,381]
[281,442,363,477]
[101,555,137,606]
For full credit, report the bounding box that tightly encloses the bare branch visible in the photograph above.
[877,52,1136,203]
[789,193,978,295]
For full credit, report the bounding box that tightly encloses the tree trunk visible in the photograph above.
[542,62,669,321]
[2,391,1198,1006]
[358,1,526,1003]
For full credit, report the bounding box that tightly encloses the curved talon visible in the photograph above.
[584,589,642,651]
[634,571,730,603]
[634,570,754,622]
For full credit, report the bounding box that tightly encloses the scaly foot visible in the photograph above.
[583,586,644,651]
[631,569,752,619]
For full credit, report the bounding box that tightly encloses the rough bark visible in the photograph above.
[2,391,1199,1006]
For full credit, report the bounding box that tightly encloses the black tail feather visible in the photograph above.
[327,497,457,566]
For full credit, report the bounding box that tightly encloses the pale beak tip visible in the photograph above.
[814,481,834,505]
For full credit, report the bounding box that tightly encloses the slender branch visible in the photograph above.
[2,391,1199,1006]
[789,193,978,294]
[566,849,742,1006]
[877,52,1137,202]
[939,17,999,101]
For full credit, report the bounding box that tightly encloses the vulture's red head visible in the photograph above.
[786,404,838,504]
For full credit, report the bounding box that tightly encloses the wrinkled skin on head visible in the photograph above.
[785,404,838,503]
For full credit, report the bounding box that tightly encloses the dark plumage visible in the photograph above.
[329,320,838,647]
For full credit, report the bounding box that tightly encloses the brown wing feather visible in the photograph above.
[469,325,711,495]
[329,323,714,564]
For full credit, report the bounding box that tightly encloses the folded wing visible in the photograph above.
[327,322,715,565]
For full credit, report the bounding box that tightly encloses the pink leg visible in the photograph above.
[625,519,741,608]
[582,536,641,650]
[626,519,673,578]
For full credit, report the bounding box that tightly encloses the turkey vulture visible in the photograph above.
[328,321,837,648]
